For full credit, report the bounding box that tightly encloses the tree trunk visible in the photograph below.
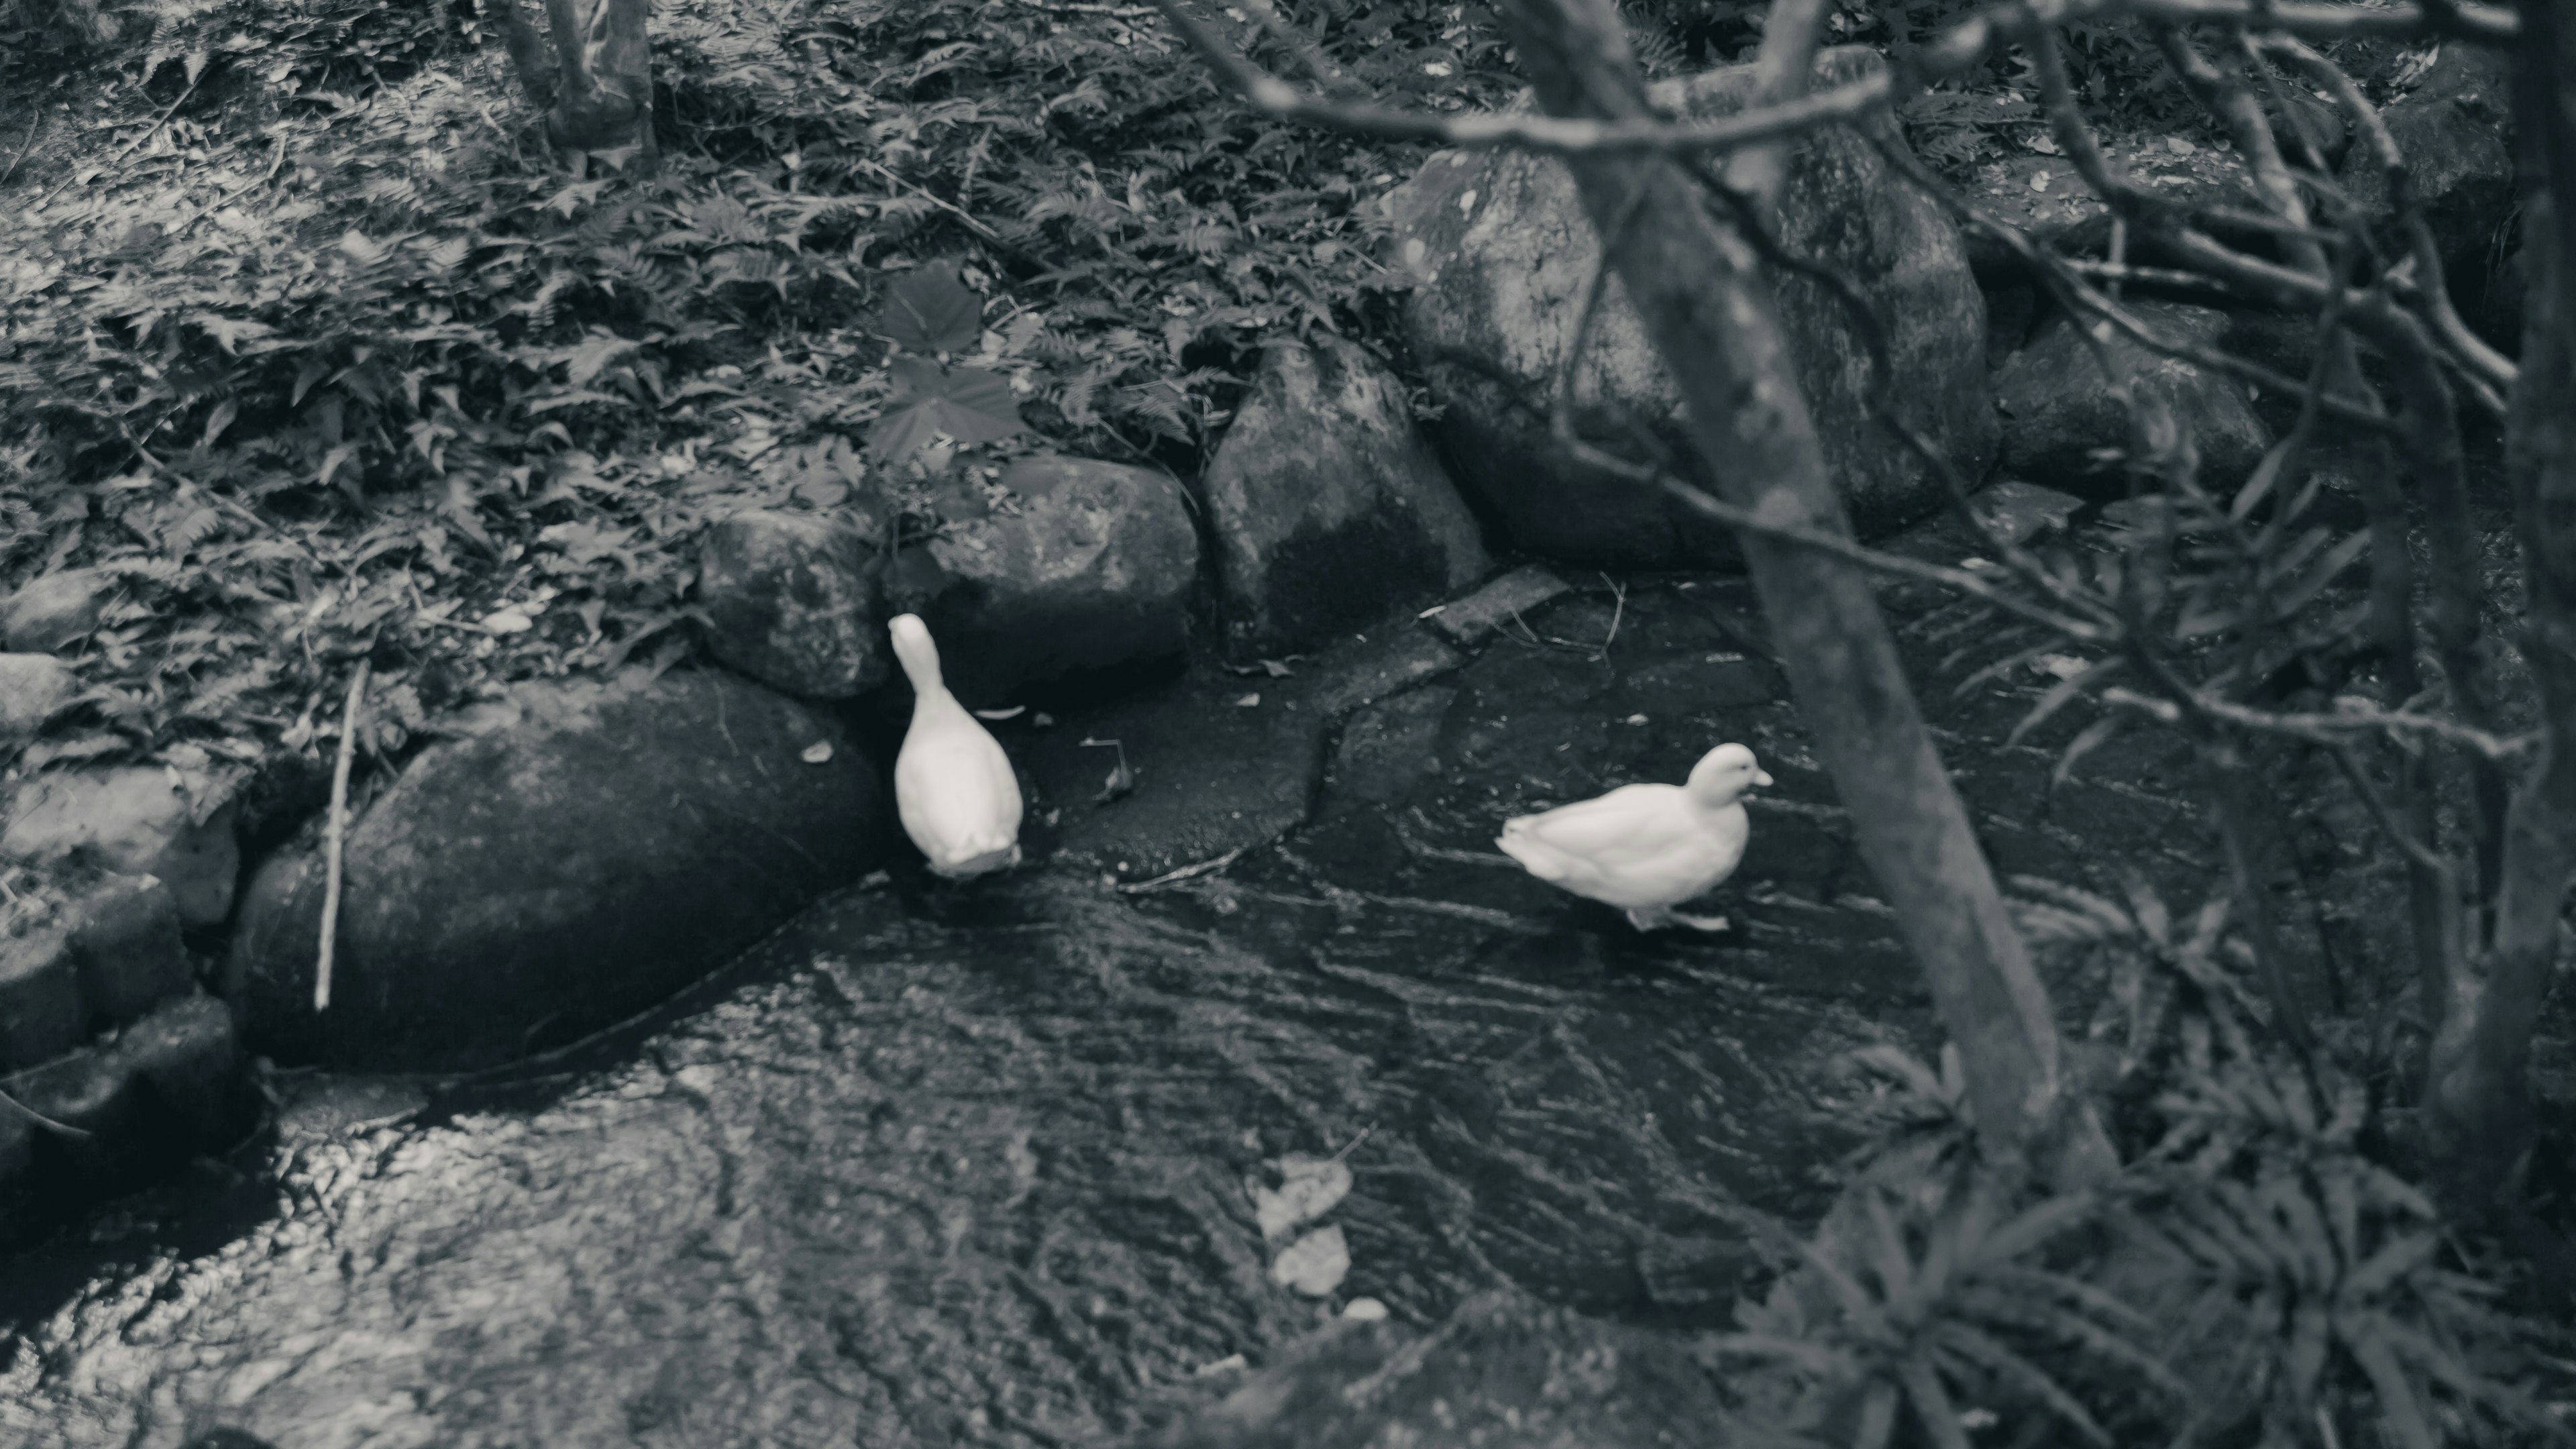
[1489,0,2113,1187]
[490,0,658,175]
[2422,0,2576,1205]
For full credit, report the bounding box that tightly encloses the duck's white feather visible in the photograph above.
[890,614,1024,879]
[1495,743,1766,926]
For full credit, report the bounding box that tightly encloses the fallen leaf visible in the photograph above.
[1250,1155,1354,1242]
[1342,1297,1390,1322]
[1270,1225,1350,1297]
[483,608,535,633]
[1233,692,1260,707]
[800,741,835,764]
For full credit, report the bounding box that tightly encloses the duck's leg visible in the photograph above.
[1624,906,1676,932]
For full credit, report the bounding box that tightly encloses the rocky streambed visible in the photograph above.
[0,507,2233,1448]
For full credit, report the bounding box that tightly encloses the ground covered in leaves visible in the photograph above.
[0,0,2457,816]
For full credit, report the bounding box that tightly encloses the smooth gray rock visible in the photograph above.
[1200,335,1491,655]
[695,506,891,698]
[0,568,113,654]
[1994,301,2271,497]
[1,765,241,927]
[885,455,1199,704]
[223,667,888,1070]
[1381,48,1997,568]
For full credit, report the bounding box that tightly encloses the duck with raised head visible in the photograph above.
[1496,743,1772,932]
[890,613,1024,879]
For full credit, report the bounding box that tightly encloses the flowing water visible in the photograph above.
[0,575,2205,1449]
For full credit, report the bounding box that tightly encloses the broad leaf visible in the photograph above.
[881,263,984,355]
[867,364,1026,463]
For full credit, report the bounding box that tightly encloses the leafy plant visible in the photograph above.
[865,263,1027,466]
[1714,1173,2182,1449]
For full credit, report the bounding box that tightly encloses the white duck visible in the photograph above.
[890,612,1024,879]
[1496,743,1772,932]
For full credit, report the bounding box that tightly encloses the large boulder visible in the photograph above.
[2,764,242,926]
[694,506,892,698]
[884,455,1199,704]
[223,667,888,1071]
[1994,300,2271,498]
[1381,47,1998,568]
[1199,335,1491,656]
[2341,44,2517,346]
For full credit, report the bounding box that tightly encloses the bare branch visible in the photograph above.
[2263,36,2517,399]
[2100,686,2534,761]
[1146,0,1893,155]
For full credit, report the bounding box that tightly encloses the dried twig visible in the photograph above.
[1116,845,1248,892]
[315,659,372,1013]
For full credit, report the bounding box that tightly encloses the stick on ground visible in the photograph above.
[315,659,372,1013]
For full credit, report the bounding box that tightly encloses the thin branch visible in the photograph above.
[2328,742,2458,880]
[2263,36,2517,399]
[1861,129,2401,437]
[2099,685,2533,761]
[315,659,371,1014]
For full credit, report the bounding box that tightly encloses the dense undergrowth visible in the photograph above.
[5,0,2574,1444]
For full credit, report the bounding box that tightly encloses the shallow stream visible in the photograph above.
[0,574,2210,1449]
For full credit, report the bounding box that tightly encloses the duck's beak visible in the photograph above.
[1752,769,1774,788]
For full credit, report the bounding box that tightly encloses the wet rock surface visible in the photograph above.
[1383,48,1996,567]
[0,508,2226,1449]
[222,666,888,1071]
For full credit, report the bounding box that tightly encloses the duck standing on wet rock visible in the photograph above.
[891,613,1024,879]
[1497,743,1772,932]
